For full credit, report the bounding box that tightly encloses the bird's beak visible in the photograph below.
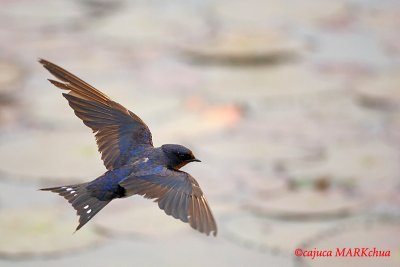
[191,158,201,162]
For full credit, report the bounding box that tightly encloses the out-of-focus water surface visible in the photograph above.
[0,0,399,266]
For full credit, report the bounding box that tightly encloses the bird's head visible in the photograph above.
[161,144,201,169]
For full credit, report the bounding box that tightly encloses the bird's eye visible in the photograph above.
[177,153,188,160]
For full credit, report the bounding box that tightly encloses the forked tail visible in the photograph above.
[40,183,110,231]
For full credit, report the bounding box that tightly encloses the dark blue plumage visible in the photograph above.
[39,59,217,236]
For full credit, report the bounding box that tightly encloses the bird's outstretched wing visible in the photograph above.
[39,59,153,170]
[119,167,218,236]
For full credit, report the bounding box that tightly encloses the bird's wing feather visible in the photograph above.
[119,167,217,236]
[39,59,153,170]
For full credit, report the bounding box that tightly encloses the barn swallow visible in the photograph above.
[39,59,217,236]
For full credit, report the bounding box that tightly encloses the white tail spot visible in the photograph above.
[74,194,78,197]
[70,191,76,194]
[87,209,92,214]
[84,205,89,209]
[66,188,73,191]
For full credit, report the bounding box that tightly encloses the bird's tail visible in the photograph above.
[40,183,111,231]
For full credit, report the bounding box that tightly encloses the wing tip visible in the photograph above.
[38,58,50,66]
[204,222,218,237]
[38,58,58,75]
[204,226,218,237]
[211,229,218,237]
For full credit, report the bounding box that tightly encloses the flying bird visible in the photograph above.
[39,59,217,236]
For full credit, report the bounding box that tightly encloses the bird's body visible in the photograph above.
[39,59,217,236]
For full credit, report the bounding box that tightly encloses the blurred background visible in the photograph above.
[0,0,399,266]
